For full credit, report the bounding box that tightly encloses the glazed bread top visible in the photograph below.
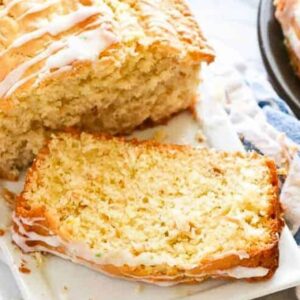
[15,133,282,270]
[0,0,214,103]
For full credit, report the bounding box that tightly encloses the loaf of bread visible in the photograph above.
[0,0,214,179]
[13,132,283,285]
[275,0,300,77]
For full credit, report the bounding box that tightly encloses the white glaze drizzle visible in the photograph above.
[16,0,59,21]
[0,2,118,98]
[11,215,200,269]
[0,41,64,97]
[12,214,268,278]
[6,5,101,51]
[4,25,117,96]
[11,228,196,287]
[18,215,46,225]
[211,249,250,260]
[44,65,73,77]
[13,214,61,247]
[43,26,117,70]
[85,17,116,30]
[216,266,269,279]
[0,0,23,18]
[12,218,269,285]
[140,0,177,36]
[5,71,40,97]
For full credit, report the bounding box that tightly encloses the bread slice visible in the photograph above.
[275,0,300,77]
[0,0,214,179]
[12,132,283,285]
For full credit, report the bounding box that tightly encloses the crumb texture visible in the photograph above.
[16,133,281,274]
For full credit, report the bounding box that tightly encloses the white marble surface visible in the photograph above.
[189,0,264,71]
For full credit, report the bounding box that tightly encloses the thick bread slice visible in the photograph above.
[0,0,214,179]
[12,132,283,285]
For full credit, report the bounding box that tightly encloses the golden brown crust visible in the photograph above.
[0,0,214,99]
[13,133,283,284]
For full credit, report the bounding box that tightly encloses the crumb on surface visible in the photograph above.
[0,229,5,236]
[277,168,288,176]
[1,188,16,208]
[19,261,31,274]
[34,252,44,268]
[195,130,206,143]
[19,258,31,274]
[152,129,167,142]
[134,284,145,294]
[19,266,31,274]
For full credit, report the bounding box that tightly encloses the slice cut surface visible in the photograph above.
[13,132,283,284]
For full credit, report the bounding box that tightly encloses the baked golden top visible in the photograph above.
[16,132,282,270]
[0,0,214,100]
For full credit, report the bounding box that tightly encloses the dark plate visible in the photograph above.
[258,0,300,117]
